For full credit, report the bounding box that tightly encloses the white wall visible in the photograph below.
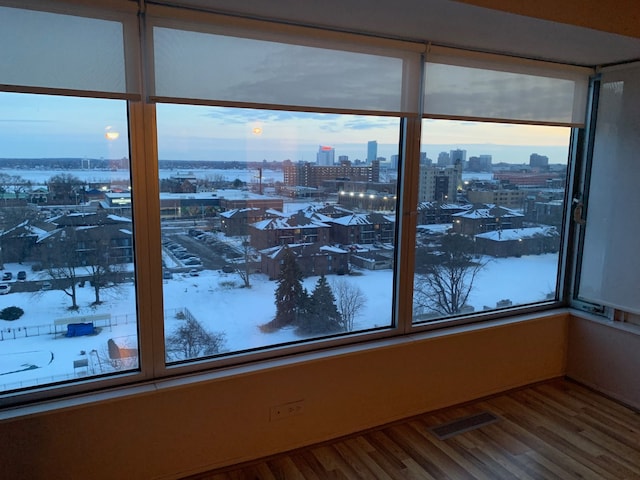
[567,314,640,410]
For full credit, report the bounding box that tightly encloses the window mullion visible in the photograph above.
[130,101,167,378]
[396,116,422,333]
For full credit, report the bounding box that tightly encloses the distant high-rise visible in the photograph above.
[420,152,432,165]
[450,149,467,166]
[530,153,549,169]
[338,155,349,164]
[390,154,399,169]
[283,160,380,188]
[437,151,450,167]
[469,154,492,172]
[317,145,335,166]
[367,141,378,163]
[479,154,492,171]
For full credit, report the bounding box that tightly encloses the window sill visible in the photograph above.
[1,307,570,422]
[569,308,640,336]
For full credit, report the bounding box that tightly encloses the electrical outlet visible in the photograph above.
[270,400,304,421]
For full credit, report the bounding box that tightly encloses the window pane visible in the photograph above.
[578,65,640,313]
[156,105,399,363]
[412,119,570,323]
[0,92,139,393]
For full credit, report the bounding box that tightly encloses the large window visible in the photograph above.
[0,92,139,393]
[0,1,594,405]
[156,105,400,362]
[413,120,571,323]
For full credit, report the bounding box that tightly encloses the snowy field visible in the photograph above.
[0,253,558,392]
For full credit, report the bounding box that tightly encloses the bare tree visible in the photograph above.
[332,278,366,332]
[165,318,226,362]
[413,234,486,317]
[236,237,252,288]
[81,225,128,305]
[39,228,81,310]
[8,175,32,200]
[47,173,84,204]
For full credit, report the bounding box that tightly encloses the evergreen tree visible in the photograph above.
[298,275,343,335]
[272,247,305,328]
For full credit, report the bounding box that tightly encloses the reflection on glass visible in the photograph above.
[156,104,399,363]
[0,92,138,393]
[413,119,570,323]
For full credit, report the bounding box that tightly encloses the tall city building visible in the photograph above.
[420,152,432,165]
[449,149,467,166]
[530,153,549,169]
[317,145,335,166]
[367,141,378,163]
[283,160,380,188]
[468,154,492,172]
[390,154,399,169]
[479,154,492,171]
[418,164,463,203]
[437,151,450,166]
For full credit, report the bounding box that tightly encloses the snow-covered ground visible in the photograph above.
[0,253,558,392]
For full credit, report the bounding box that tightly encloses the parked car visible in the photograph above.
[0,283,11,294]
[188,269,200,276]
[2,272,12,281]
[162,270,173,280]
[17,271,26,281]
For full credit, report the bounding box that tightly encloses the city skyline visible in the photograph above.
[0,92,571,165]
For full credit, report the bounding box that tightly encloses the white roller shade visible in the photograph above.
[578,63,640,313]
[424,46,591,126]
[147,6,423,115]
[0,2,138,97]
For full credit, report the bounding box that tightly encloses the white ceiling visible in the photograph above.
[163,0,640,67]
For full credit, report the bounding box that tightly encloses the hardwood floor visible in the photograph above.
[185,380,640,479]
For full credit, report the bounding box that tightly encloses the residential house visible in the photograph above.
[475,226,561,257]
[260,243,349,279]
[328,212,396,245]
[451,204,525,236]
[249,211,331,250]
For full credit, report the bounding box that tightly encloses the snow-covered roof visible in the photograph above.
[319,245,349,254]
[453,204,523,219]
[220,207,261,219]
[106,213,133,223]
[475,226,559,241]
[259,242,346,259]
[0,220,54,240]
[419,202,471,211]
[265,208,288,217]
[417,224,451,234]
[331,213,371,226]
[251,212,330,231]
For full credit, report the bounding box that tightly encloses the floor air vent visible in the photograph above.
[429,411,499,440]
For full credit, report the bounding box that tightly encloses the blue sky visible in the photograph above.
[0,92,571,164]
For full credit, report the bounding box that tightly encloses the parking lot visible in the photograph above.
[163,231,243,272]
